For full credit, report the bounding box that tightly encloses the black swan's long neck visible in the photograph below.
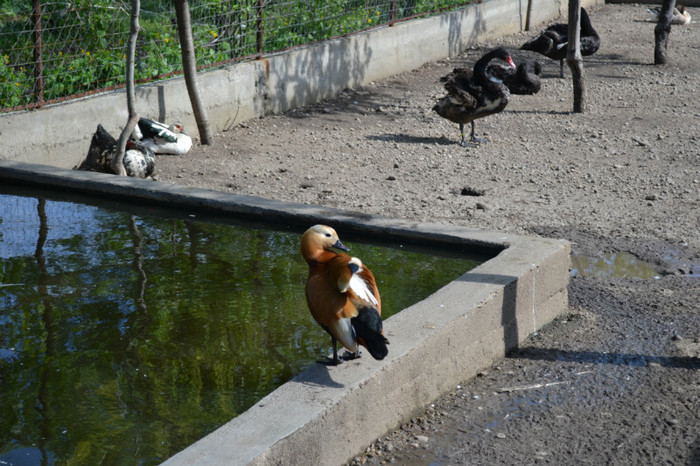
[580,9,598,37]
[473,50,506,88]
[473,51,496,81]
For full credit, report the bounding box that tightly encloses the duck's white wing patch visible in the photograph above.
[347,257,378,306]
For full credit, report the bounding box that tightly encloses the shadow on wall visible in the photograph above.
[442,4,488,57]
[268,32,373,114]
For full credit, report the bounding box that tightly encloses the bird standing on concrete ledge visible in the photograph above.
[301,224,389,365]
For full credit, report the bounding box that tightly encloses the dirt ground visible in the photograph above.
[153,4,699,464]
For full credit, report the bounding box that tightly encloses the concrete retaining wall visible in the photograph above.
[0,160,571,465]
[0,0,601,169]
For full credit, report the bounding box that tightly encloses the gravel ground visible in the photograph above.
[153,4,699,465]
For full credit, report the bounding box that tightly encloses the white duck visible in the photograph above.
[132,117,193,155]
[647,5,691,25]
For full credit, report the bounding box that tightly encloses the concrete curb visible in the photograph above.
[0,160,570,465]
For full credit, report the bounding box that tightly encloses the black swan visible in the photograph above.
[521,8,600,78]
[647,5,691,25]
[131,117,193,155]
[76,124,155,178]
[433,47,516,146]
[487,59,543,95]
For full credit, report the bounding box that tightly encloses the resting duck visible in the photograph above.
[76,124,155,178]
[521,8,600,78]
[433,47,516,146]
[647,5,691,25]
[487,59,543,95]
[131,117,193,155]
[301,224,389,365]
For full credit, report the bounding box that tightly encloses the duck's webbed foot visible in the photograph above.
[342,350,362,361]
[317,339,344,365]
[318,355,343,366]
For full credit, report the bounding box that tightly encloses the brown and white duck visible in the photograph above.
[301,224,388,365]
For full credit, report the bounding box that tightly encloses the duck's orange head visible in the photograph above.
[301,224,349,263]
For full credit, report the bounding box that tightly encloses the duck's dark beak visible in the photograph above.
[333,240,350,252]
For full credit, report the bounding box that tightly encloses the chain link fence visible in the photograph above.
[1,0,470,113]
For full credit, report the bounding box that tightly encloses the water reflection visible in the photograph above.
[0,193,482,465]
[570,253,659,279]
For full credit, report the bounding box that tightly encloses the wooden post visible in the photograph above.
[111,0,141,176]
[566,0,585,113]
[31,0,44,107]
[256,0,263,58]
[175,0,213,145]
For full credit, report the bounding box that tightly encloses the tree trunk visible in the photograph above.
[654,0,676,65]
[111,0,141,176]
[566,0,585,113]
[174,0,213,145]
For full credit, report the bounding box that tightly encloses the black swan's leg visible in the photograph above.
[459,123,467,146]
[469,121,488,145]
[559,59,565,78]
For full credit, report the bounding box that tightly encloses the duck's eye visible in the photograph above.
[325,233,331,237]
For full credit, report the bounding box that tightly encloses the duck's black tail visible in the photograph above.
[352,306,389,360]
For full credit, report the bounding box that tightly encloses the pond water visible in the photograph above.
[0,190,486,465]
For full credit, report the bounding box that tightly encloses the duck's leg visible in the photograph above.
[330,337,342,365]
[318,336,343,365]
[459,123,467,147]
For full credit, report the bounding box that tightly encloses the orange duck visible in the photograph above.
[301,224,389,365]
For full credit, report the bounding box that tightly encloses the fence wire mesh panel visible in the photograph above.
[1,0,471,113]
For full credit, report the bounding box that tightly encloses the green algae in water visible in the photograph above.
[0,193,484,465]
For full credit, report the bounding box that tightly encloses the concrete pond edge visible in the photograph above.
[0,160,570,465]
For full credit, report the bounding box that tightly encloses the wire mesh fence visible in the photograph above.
[1,0,471,113]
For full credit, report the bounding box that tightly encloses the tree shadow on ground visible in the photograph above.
[510,346,700,369]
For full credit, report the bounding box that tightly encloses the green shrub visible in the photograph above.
[1,0,471,110]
